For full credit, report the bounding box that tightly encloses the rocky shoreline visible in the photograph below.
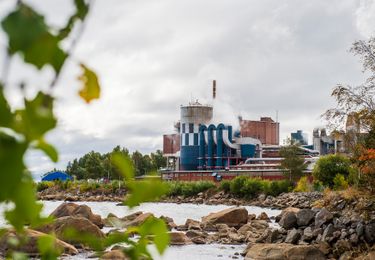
[4,189,375,259]
[38,188,323,210]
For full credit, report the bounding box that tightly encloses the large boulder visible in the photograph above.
[275,207,300,222]
[315,208,333,228]
[39,216,105,246]
[296,209,316,227]
[169,232,192,245]
[245,243,326,260]
[201,207,248,228]
[0,229,78,257]
[279,211,297,229]
[126,213,154,227]
[50,203,104,228]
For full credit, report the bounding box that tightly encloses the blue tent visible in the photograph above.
[41,171,73,182]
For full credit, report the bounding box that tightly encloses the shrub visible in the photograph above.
[313,154,352,187]
[241,178,263,198]
[268,180,293,196]
[333,174,349,190]
[220,180,231,193]
[294,176,312,192]
[166,181,215,197]
[230,176,248,197]
[313,180,325,192]
[37,181,53,192]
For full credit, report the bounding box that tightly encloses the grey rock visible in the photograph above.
[279,212,297,229]
[312,227,323,237]
[302,227,313,241]
[315,208,333,228]
[285,229,301,244]
[296,209,315,227]
[322,224,335,242]
[364,223,375,243]
[356,222,364,237]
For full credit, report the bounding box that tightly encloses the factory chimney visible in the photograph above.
[212,80,216,99]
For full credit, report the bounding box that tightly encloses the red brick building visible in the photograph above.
[163,134,180,156]
[240,117,279,145]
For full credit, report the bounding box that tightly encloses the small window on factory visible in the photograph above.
[189,123,194,133]
[182,123,185,133]
[185,134,189,145]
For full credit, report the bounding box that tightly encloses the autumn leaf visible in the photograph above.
[78,63,101,103]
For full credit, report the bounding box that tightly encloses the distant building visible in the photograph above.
[291,130,308,145]
[240,117,280,145]
[41,171,73,182]
[163,134,180,156]
[312,128,344,155]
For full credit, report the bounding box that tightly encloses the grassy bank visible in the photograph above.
[37,180,125,194]
[37,177,293,200]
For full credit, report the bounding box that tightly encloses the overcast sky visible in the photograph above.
[1,0,375,179]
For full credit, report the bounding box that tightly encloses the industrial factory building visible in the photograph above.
[161,101,317,181]
[162,82,318,181]
[162,103,281,171]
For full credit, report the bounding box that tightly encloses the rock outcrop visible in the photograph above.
[201,207,248,228]
[0,229,78,257]
[38,216,105,246]
[50,202,104,228]
[245,243,326,260]
[169,232,192,245]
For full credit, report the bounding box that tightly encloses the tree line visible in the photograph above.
[66,145,166,179]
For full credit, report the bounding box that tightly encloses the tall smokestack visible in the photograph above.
[212,80,216,99]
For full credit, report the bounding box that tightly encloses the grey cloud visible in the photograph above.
[0,0,373,175]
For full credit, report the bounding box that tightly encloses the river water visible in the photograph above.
[1,201,281,260]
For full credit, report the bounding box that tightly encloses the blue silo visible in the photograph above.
[180,102,213,170]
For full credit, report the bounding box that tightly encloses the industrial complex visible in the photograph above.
[161,81,319,181]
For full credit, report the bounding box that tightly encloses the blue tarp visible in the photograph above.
[41,171,72,182]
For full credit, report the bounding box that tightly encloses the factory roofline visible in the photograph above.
[180,100,213,108]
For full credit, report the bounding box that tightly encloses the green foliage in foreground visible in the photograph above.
[313,154,352,187]
[223,176,293,199]
[0,1,170,259]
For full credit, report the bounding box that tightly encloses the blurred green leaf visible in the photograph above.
[13,92,56,141]
[112,153,169,207]
[1,3,67,73]
[125,180,169,208]
[58,0,89,40]
[0,133,27,201]
[37,234,61,260]
[5,177,45,231]
[111,152,134,180]
[78,63,100,103]
[11,252,28,260]
[139,217,169,254]
[34,139,58,162]
[0,86,13,127]
[75,0,89,19]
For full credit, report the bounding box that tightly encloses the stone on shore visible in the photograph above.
[0,229,78,257]
[201,207,248,228]
[38,216,105,246]
[169,232,192,245]
[50,202,104,228]
[245,243,326,260]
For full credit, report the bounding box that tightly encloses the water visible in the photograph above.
[1,201,281,259]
